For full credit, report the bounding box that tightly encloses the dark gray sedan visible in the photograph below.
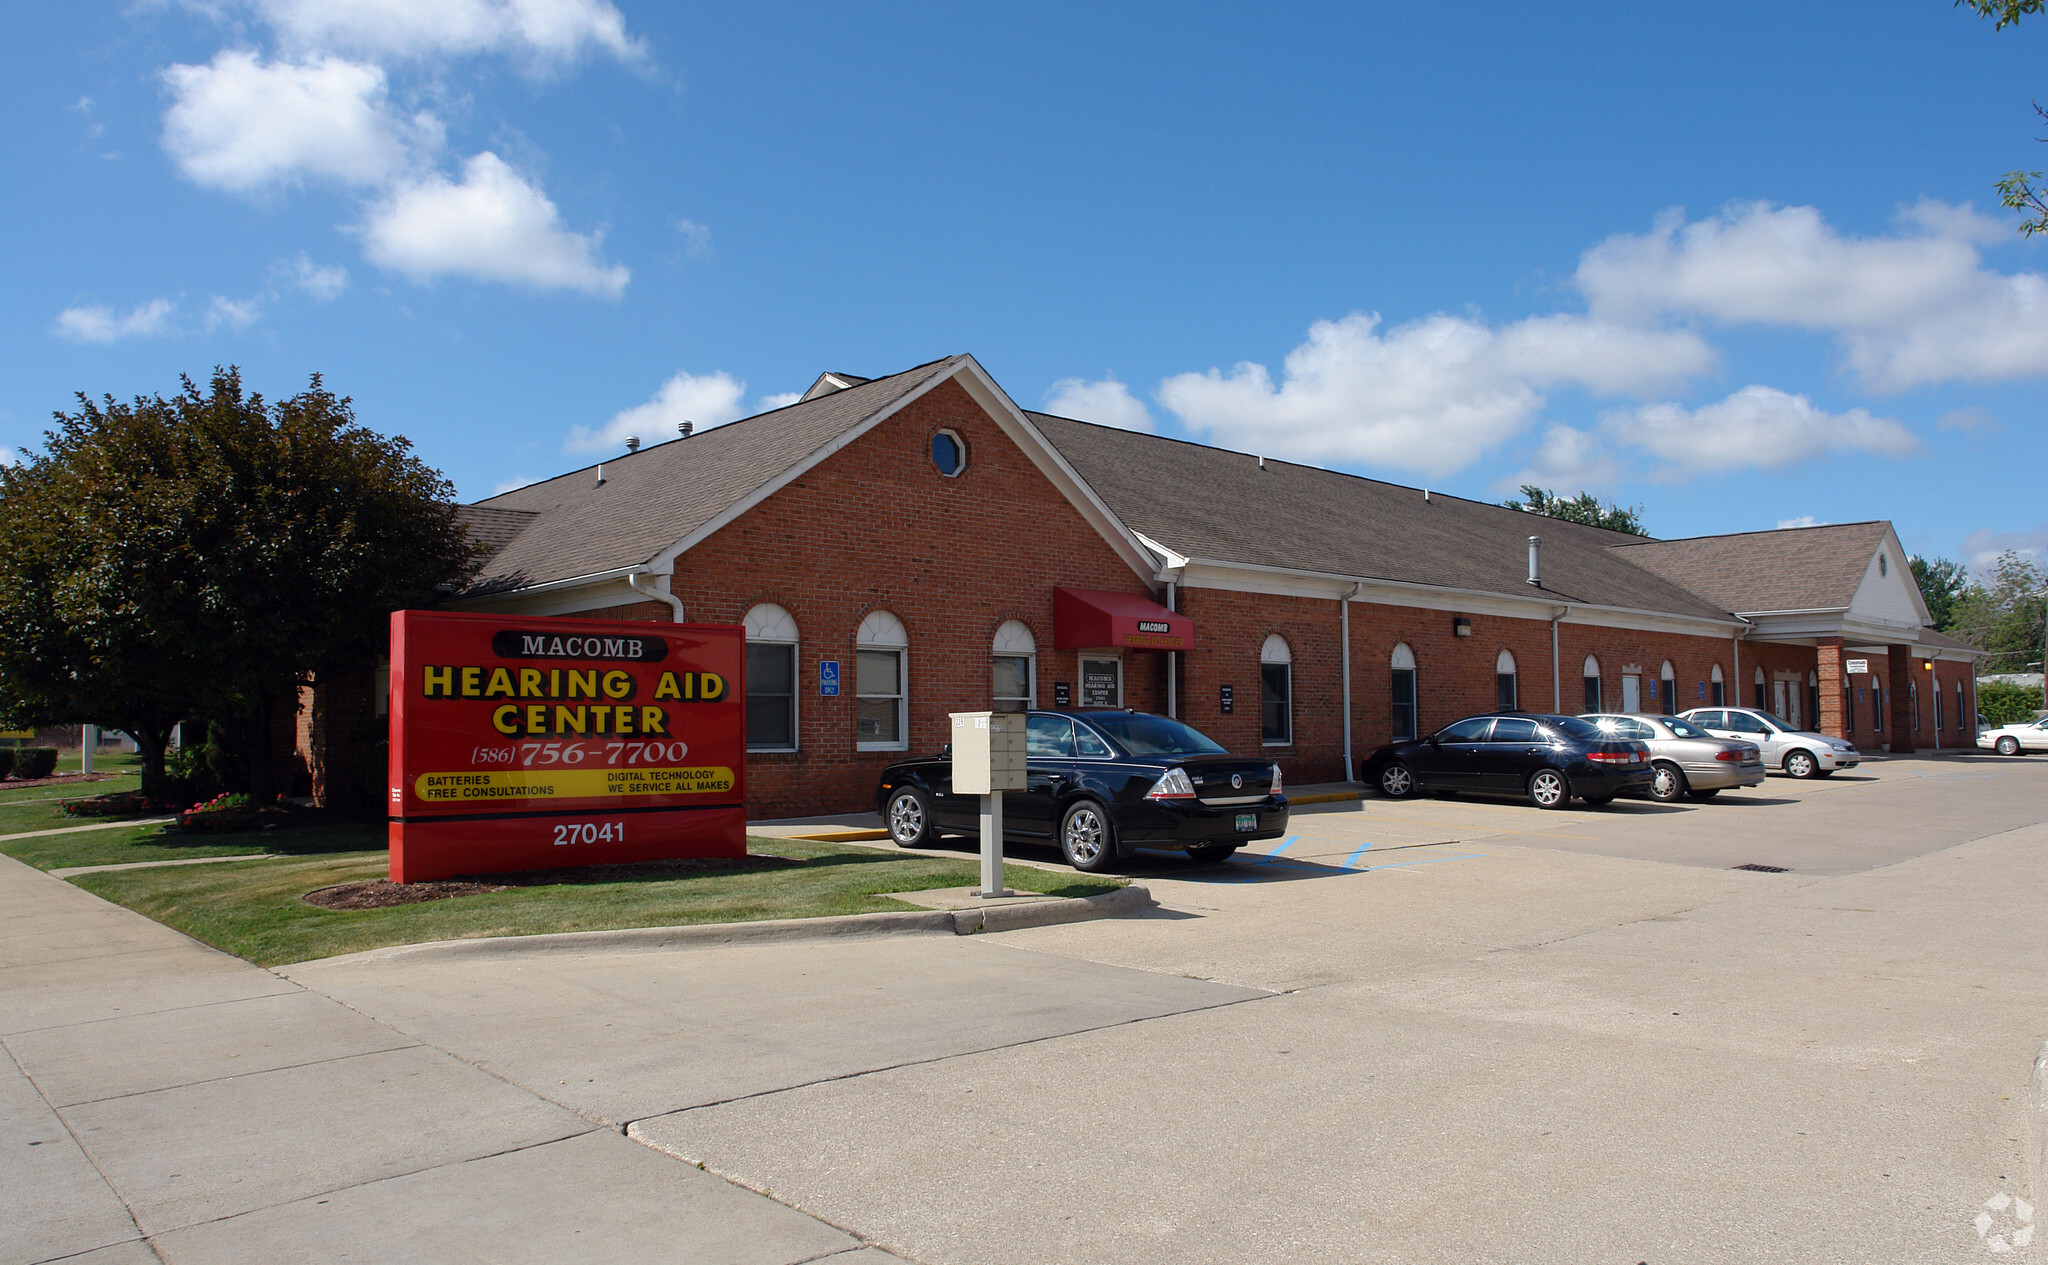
[1580,713,1765,802]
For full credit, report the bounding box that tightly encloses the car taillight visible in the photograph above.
[1270,763,1283,795]
[1586,747,1643,765]
[1145,768,1197,801]
[1715,750,1740,762]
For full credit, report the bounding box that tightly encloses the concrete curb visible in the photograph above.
[279,883,1155,969]
[2030,1040,2048,1207]
[1290,790,1363,805]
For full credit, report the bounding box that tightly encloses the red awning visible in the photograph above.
[1053,587,1194,651]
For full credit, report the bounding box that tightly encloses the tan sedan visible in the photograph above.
[1581,713,1766,802]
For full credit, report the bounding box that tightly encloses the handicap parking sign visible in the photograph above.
[819,660,840,696]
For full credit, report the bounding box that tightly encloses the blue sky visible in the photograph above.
[5,1,2044,571]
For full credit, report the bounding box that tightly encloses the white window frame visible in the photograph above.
[1260,633,1292,746]
[856,610,909,752]
[1582,654,1602,713]
[992,619,1037,712]
[1390,642,1418,741]
[1496,648,1518,710]
[744,603,800,753]
[1660,660,1675,710]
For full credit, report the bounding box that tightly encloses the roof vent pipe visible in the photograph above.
[1527,535,1541,587]
[595,462,605,487]
[625,435,640,452]
[678,420,694,438]
[1258,455,1266,470]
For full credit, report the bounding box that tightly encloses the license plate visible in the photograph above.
[1235,812,1257,831]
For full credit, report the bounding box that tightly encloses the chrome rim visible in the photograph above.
[1788,752,1814,777]
[1530,770,1565,807]
[1064,806,1107,866]
[1999,737,2019,755]
[887,793,924,842]
[1652,764,1680,799]
[1381,765,1412,796]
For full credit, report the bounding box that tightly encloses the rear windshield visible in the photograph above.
[1545,716,1606,743]
[1662,717,1712,739]
[1081,713,1228,757]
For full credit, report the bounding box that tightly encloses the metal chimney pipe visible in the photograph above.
[678,420,694,438]
[1527,535,1541,587]
[625,435,640,452]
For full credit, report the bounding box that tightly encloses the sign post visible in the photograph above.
[950,711,1027,898]
[387,610,747,883]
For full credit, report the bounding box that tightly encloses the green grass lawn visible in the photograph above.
[68,834,1119,967]
[0,777,149,838]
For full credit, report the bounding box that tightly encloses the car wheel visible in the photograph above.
[1784,749,1819,779]
[1526,768,1569,809]
[1377,762,1418,799]
[1687,787,1721,801]
[884,787,936,848]
[1997,735,2022,756]
[1186,843,1238,864]
[1059,800,1118,873]
[1646,761,1687,803]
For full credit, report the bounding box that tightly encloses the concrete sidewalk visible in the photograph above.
[0,850,902,1265]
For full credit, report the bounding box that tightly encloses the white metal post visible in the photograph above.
[979,792,1009,898]
[81,724,95,775]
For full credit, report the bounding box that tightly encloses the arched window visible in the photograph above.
[856,610,908,750]
[1753,664,1767,710]
[992,620,1036,712]
[1659,660,1675,709]
[1582,654,1602,712]
[1390,643,1418,740]
[1260,634,1292,745]
[743,603,799,751]
[1496,649,1518,710]
[1709,663,1725,707]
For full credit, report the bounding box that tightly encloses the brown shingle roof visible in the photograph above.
[1609,523,1889,615]
[452,505,539,555]
[465,356,960,591]
[1027,413,1735,622]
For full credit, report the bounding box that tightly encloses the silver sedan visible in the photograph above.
[1580,713,1766,803]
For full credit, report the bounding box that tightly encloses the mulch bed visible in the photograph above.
[303,854,808,910]
[5,773,127,792]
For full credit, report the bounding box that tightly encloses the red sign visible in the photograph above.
[1052,586,1194,650]
[387,610,747,883]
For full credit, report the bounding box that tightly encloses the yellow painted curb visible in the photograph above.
[1290,791,1364,805]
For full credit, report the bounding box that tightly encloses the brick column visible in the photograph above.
[1816,637,1847,739]
[1886,644,1915,754]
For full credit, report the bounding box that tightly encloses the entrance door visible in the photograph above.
[1621,675,1641,713]
[1774,679,1789,725]
[1078,656,1122,708]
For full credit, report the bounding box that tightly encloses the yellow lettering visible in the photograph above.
[567,669,598,700]
[422,665,453,698]
[484,667,515,698]
[550,668,561,698]
[615,705,636,736]
[640,706,667,735]
[554,705,587,734]
[491,704,520,735]
[589,704,612,734]
[526,704,548,734]
[698,671,726,701]
[654,671,681,700]
[519,668,543,698]
[461,666,483,698]
[602,669,634,700]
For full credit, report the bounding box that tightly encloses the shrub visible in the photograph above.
[1978,680,2045,727]
[13,747,58,779]
[0,748,13,780]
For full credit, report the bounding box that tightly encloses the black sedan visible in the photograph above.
[1361,712,1653,809]
[875,709,1288,871]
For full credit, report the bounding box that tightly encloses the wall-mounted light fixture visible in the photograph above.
[1453,616,1472,637]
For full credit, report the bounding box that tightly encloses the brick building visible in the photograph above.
[300,354,1983,814]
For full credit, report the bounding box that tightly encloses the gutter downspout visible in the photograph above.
[1166,580,1178,720]
[627,570,685,622]
[1732,616,1751,709]
[1341,582,1360,779]
[1551,604,1572,712]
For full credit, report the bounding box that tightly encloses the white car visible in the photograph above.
[1978,717,2048,756]
[1679,706,1860,779]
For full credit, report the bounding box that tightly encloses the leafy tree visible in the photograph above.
[1977,678,2045,725]
[1948,550,2048,675]
[1956,0,2048,234]
[1501,485,1649,536]
[0,368,481,797]
[1909,554,1970,628]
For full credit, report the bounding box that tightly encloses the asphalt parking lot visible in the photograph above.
[9,750,2047,1264]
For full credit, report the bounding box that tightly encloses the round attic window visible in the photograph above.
[930,429,966,477]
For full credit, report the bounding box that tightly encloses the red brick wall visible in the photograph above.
[1170,588,1347,783]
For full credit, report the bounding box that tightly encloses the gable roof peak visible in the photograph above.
[800,370,874,402]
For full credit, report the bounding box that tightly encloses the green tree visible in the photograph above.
[1977,678,2045,724]
[1956,0,2048,234]
[1909,554,1970,628]
[1948,550,2048,674]
[0,368,481,797]
[1501,485,1649,536]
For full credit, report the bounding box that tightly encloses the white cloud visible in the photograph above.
[0,449,20,467]
[1960,522,2048,572]
[753,391,801,414]
[276,252,349,299]
[204,293,263,331]
[360,152,628,295]
[1776,515,1824,530]
[673,218,713,259]
[567,371,747,453]
[161,50,429,192]
[1502,423,1628,496]
[1936,407,1999,434]
[1044,377,1155,432]
[53,298,178,343]
[245,0,643,65]
[1611,385,1919,479]
[1155,312,1713,478]
[1575,201,2048,390]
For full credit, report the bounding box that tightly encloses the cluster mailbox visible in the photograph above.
[949,711,1027,794]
